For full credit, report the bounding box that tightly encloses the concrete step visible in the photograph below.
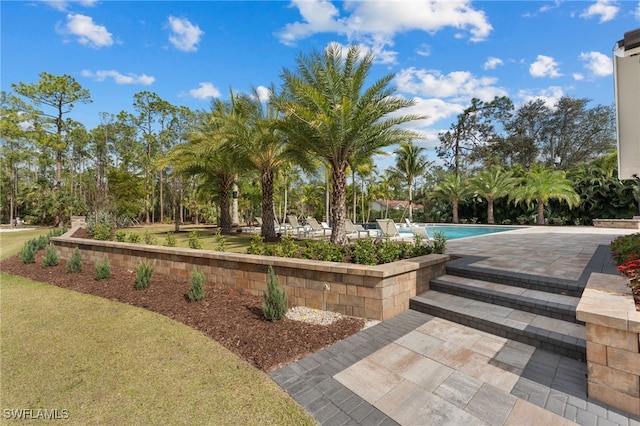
[445,257,584,297]
[430,274,582,324]
[410,290,586,360]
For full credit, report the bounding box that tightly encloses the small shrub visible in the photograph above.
[377,240,404,264]
[409,235,434,258]
[65,247,83,273]
[126,233,140,244]
[143,230,157,245]
[34,235,49,251]
[95,259,111,280]
[246,233,266,255]
[42,244,59,267]
[431,231,447,254]
[20,240,37,264]
[610,233,640,264]
[274,234,298,258]
[351,238,378,265]
[115,231,127,242]
[134,261,154,290]
[92,222,113,241]
[188,270,205,302]
[188,231,202,249]
[214,228,227,252]
[300,240,345,262]
[164,232,176,247]
[262,265,288,321]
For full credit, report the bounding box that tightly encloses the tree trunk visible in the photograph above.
[452,199,459,224]
[537,199,545,225]
[487,199,495,224]
[218,175,233,233]
[408,177,413,222]
[330,164,348,245]
[261,170,277,239]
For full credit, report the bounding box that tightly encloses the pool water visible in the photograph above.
[399,224,522,240]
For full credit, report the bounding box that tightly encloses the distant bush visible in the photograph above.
[115,231,127,242]
[164,232,176,247]
[126,233,140,244]
[246,234,266,255]
[65,247,83,273]
[262,265,288,321]
[95,259,111,280]
[214,228,227,252]
[188,231,202,250]
[134,261,154,290]
[351,238,378,265]
[42,244,59,267]
[611,233,640,264]
[143,230,157,245]
[188,270,205,302]
[91,222,113,241]
[273,234,298,258]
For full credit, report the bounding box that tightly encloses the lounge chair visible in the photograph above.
[410,226,432,242]
[304,217,331,238]
[345,218,380,240]
[375,218,414,242]
[287,215,308,237]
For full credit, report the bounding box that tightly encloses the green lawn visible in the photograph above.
[0,230,314,425]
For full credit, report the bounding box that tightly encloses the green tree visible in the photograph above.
[437,96,513,174]
[512,165,580,225]
[432,172,472,224]
[277,44,421,244]
[12,72,92,225]
[390,141,431,222]
[470,167,518,224]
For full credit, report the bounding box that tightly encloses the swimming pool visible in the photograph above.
[399,224,522,240]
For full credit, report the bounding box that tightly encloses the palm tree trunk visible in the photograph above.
[261,170,277,238]
[537,199,545,225]
[487,199,495,224]
[330,164,348,245]
[453,199,459,224]
[219,175,233,233]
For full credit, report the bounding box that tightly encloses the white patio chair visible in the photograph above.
[375,218,414,242]
[304,217,331,238]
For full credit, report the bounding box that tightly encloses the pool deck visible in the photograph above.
[272,226,640,426]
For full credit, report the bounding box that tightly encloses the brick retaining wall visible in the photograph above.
[577,273,640,416]
[52,228,448,320]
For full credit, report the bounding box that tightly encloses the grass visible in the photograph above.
[0,230,315,425]
[0,227,51,258]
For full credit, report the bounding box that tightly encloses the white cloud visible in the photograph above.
[395,67,507,102]
[483,57,503,70]
[277,0,492,63]
[187,82,221,99]
[635,2,640,20]
[167,16,204,52]
[56,13,113,48]
[580,0,619,23]
[82,70,155,85]
[517,86,564,108]
[573,73,585,81]
[416,44,431,57]
[254,86,272,102]
[400,97,465,128]
[529,55,562,78]
[44,0,98,11]
[579,51,612,77]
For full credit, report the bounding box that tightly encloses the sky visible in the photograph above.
[2,0,640,170]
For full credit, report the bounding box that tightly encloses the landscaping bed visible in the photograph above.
[0,250,365,372]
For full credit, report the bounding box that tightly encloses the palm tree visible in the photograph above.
[431,173,472,224]
[276,44,421,244]
[223,88,311,239]
[167,101,245,233]
[390,141,431,222]
[512,165,580,225]
[470,167,518,224]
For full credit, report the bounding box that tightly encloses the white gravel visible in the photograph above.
[286,306,381,329]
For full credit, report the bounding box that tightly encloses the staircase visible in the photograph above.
[410,256,587,360]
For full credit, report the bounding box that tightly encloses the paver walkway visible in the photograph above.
[271,226,640,425]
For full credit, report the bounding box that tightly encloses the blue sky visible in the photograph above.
[2,0,639,169]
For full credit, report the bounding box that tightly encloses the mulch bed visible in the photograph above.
[0,236,365,372]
